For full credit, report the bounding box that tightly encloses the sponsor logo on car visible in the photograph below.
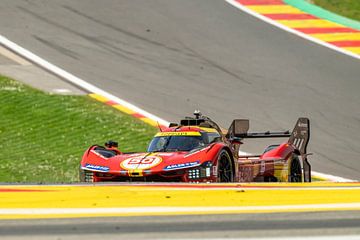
[164,161,200,171]
[121,155,162,170]
[298,122,308,128]
[85,164,109,172]
[155,132,201,137]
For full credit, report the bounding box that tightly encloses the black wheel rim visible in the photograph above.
[218,152,233,182]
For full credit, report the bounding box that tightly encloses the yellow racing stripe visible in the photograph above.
[155,131,201,137]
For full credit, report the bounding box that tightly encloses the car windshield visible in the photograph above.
[148,134,206,152]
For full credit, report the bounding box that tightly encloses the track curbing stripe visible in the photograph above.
[283,0,360,31]
[226,0,360,59]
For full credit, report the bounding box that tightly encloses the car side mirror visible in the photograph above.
[105,140,118,148]
[230,137,243,145]
[210,136,222,144]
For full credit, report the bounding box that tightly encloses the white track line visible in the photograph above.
[180,237,360,240]
[0,35,170,127]
[225,0,360,60]
[312,171,355,182]
[0,35,355,182]
[1,203,360,215]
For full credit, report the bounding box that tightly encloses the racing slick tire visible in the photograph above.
[79,168,94,182]
[288,155,302,182]
[217,150,234,182]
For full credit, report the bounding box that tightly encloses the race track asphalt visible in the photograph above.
[0,1,359,178]
[1,211,360,239]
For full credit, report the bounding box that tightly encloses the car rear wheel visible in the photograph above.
[217,150,234,182]
[289,155,302,182]
[79,168,94,182]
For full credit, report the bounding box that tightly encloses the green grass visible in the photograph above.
[0,75,156,183]
[312,0,360,21]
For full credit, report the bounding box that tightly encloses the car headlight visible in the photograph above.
[188,161,212,179]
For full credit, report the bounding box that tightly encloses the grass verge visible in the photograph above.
[0,75,156,183]
[312,0,360,21]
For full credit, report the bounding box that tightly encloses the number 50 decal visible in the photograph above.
[121,156,162,170]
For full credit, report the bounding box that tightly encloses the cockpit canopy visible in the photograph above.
[147,131,221,152]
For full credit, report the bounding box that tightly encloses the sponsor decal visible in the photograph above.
[164,161,200,171]
[212,165,218,176]
[121,155,162,170]
[260,161,266,174]
[155,132,201,137]
[84,164,109,172]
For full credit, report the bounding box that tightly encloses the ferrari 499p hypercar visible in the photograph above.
[80,112,311,183]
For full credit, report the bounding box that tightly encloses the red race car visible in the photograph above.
[80,111,311,183]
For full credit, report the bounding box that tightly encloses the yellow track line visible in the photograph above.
[1,183,360,219]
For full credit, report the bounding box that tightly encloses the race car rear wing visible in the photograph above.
[226,119,291,139]
[288,118,311,182]
[227,117,311,182]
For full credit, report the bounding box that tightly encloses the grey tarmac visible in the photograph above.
[1,211,360,239]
